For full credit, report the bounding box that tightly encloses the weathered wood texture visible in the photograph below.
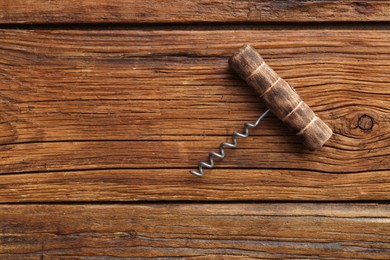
[2,203,390,259]
[2,169,390,202]
[0,29,389,201]
[1,2,390,258]
[0,0,389,24]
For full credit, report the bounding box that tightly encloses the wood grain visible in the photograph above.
[1,2,389,258]
[0,0,389,24]
[1,169,390,202]
[2,203,390,258]
[0,30,389,168]
[0,29,389,202]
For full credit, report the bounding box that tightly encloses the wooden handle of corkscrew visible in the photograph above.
[229,45,332,151]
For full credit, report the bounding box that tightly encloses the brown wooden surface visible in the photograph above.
[0,0,389,24]
[0,29,389,203]
[3,203,390,259]
[1,2,390,258]
[2,169,390,202]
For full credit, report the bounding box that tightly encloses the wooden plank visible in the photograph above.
[0,136,389,174]
[0,29,389,202]
[1,169,390,202]
[0,29,389,176]
[0,0,389,24]
[2,203,390,258]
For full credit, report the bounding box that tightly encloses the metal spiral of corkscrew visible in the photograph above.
[190,108,270,177]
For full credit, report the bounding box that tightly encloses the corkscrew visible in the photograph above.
[190,108,270,177]
[190,45,333,177]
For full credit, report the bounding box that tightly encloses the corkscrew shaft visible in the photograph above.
[190,109,270,177]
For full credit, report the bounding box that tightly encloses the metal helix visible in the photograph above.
[190,108,270,177]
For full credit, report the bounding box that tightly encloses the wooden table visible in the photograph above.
[1,1,390,258]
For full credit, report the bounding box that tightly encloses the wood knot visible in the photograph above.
[353,1,375,15]
[337,110,379,138]
[358,114,373,131]
[127,230,138,238]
